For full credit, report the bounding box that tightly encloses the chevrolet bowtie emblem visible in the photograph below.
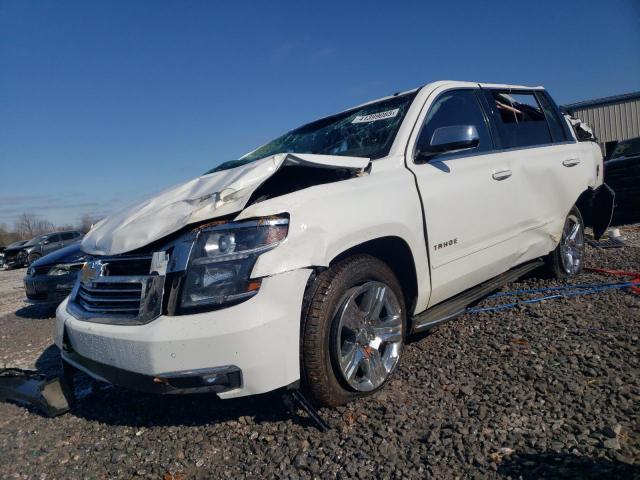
[81,260,108,283]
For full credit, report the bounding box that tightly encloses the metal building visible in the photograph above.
[562,91,640,156]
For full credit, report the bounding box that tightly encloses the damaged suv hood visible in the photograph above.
[82,153,369,255]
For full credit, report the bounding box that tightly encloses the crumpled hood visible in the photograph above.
[82,153,369,256]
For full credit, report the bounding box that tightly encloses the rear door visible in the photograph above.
[406,88,523,306]
[479,89,589,259]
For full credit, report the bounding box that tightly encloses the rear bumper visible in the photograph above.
[579,183,615,239]
[590,183,615,239]
[55,268,311,398]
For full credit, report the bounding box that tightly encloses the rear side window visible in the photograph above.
[536,92,568,142]
[416,89,493,157]
[61,232,75,240]
[488,91,552,148]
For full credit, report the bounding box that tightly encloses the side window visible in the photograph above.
[536,92,568,142]
[488,91,552,148]
[415,89,492,158]
[47,234,61,243]
[61,232,74,241]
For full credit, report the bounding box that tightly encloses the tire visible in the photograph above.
[27,253,41,266]
[545,206,585,279]
[301,254,406,407]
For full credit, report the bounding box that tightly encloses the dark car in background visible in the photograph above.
[3,231,84,268]
[605,136,640,220]
[1,240,29,268]
[24,243,86,305]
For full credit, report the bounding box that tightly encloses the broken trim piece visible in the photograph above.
[0,368,72,417]
[587,184,615,240]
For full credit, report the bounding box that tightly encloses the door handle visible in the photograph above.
[562,158,580,167]
[492,169,512,181]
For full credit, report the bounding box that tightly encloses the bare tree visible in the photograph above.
[14,213,55,239]
[0,223,20,247]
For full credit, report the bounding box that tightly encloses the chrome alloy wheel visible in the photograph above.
[333,281,403,392]
[559,213,584,275]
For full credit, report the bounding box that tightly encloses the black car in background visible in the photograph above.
[3,231,84,268]
[24,243,86,305]
[1,240,28,268]
[605,136,640,221]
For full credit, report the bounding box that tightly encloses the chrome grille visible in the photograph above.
[76,281,143,316]
[68,254,166,325]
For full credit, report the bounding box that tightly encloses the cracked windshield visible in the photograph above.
[208,91,417,173]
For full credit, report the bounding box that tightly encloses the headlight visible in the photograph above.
[48,265,72,276]
[48,263,84,276]
[179,215,288,310]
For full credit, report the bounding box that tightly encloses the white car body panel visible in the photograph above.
[403,81,603,305]
[57,80,606,398]
[56,269,312,398]
[238,154,432,313]
[81,153,370,256]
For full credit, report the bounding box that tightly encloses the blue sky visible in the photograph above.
[1,0,639,227]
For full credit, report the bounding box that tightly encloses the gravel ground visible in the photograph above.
[0,266,55,371]
[0,267,28,318]
[1,226,639,479]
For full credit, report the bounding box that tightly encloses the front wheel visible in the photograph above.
[27,253,41,266]
[545,206,585,279]
[301,255,406,407]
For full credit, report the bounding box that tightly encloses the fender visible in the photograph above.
[235,158,433,314]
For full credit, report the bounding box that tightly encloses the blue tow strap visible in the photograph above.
[466,281,640,314]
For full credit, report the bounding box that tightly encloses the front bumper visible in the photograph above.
[55,268,311,399]
[5,254,27,268]
[24,273,77,304]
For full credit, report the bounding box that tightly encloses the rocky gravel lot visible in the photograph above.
[1,226,639,479]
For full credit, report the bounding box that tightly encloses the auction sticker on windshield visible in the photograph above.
[352,108,399,124]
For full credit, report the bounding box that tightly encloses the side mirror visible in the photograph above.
[416,125,480,161]
[42,239,50,245]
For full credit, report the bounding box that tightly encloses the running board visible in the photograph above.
[411,260,545,333]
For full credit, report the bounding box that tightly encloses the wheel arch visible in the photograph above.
[328,236,419,315]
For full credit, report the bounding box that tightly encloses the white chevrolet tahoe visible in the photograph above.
[56,81,614,406]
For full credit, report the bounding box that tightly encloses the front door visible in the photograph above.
[42,234,61,255]
[407,88,522,306]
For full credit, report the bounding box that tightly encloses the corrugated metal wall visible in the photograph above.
[571,98,640,143]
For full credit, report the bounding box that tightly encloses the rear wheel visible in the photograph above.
[301,255,406,407]
[545,207,585,279]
